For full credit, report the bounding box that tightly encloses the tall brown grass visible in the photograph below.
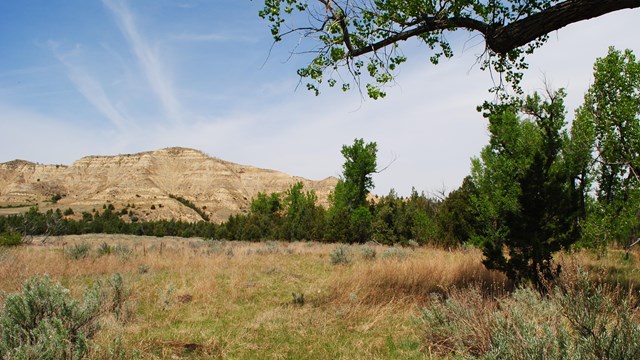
[327,247,509,305]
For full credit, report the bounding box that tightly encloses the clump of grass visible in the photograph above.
[330,245,351,265]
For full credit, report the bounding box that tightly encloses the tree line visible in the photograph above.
[0,182,459,247]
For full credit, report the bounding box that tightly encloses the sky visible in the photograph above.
[0,1,638,197]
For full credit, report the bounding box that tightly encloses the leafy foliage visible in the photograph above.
[282,182,325,240]
[579,47,640,249]
[326,138,377,242]
[257,0,638,98]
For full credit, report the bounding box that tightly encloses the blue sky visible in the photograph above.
[1,1,638,196]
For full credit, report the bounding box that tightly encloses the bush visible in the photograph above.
[330,245,351,265]
[406,239,419,250]
[421,269,640,359]
[97,242,112,256]
[0,231,22,247]
[51,193,62,204]
[66,243,91,260]
[113,244,133,260]
[360,245,376,260]
[0,275,103,359]
[381,247,408,260]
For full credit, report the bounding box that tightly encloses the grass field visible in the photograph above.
[1,235,639,359]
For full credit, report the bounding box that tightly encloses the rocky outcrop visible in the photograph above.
[0,147,337,223]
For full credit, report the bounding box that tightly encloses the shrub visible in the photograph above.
[0,231,22,247]
[97,242,112,256]
[330,245,351,265]
[0,275,103,359]
[421,269,640,359]
[360,245,376,260]
[113,243,133,260]
[551,270,640,360]
[51,193,62,204]
[66,243,91,260]
[406,239,419,250]
[107,273,128,321]
[137,264,150,274]
[381,247,408,260]
[291,292,305,306]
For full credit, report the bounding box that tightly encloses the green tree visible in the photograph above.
[340,138,378,208]
[259,0,639,98]
[471,90,583,288]
[579,47,640,248]
[243,192,283,240]
[282,182,325,240]
[437,176,478,245]
[326,138,378,242]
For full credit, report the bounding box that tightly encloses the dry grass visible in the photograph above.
[1,235,638,359]
[327,247,509,305]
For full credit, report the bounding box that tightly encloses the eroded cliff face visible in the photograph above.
[0,147,337,223]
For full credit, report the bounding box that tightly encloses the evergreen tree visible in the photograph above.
[471,90,583,288]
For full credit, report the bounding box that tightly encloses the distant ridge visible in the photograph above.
[0,147,338,223]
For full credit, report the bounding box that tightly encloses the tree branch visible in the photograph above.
[349,17,490,57]
[346,0,640,57]
[487,0,640,54]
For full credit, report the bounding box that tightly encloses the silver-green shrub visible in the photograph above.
[421,270,640,359]
[360,245,376,260]
[0,275,102,359]
[66,243,91,260]
[330,245,351,265]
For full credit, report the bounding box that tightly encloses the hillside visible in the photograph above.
[0,147,338,223]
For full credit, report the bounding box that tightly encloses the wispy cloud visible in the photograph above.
[49,42,128,131]
[102,0,182,123]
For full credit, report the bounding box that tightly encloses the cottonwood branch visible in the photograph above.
[343,0,640,57]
